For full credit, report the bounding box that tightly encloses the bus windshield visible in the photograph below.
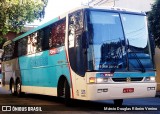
[87,10,153,72]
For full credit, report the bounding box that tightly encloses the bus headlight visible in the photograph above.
[89,77,111,83]
[97,78,103,83]
[150,77,155,81]
[96,78,110,83]
[144,77,155,82]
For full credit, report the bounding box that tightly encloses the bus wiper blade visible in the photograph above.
[127,39,145,73]
[130,52,145,72]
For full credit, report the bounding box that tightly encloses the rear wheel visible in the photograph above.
[16,79,24,97]
[114,99,123,106]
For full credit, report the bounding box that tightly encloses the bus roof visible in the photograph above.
[68,6,146,15]
[12,6,146,42]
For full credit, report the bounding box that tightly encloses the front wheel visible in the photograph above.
[114,99,123,106]
[64,80,71,106]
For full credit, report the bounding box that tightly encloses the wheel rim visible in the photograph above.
[11,82,14,93]
[62,81,66,98]
[17,83,21,95]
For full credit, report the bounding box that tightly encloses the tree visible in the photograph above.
[0,0,48,47]
[148,0,160,48]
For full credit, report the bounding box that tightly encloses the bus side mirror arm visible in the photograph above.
[149,33,155,56]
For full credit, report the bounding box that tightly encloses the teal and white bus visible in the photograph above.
[1,6,156,106]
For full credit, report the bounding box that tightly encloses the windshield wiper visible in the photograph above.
[127,39,145,73]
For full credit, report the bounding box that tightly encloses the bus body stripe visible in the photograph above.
[96,72,156,78]
[64,48,74,98]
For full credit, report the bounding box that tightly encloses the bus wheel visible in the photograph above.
[10,80,16,96]
[16,79,24,97]
[114,99,123,106]
[64,80,71,106]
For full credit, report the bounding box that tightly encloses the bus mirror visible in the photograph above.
[149,34,155,56]
[82,31,88,49]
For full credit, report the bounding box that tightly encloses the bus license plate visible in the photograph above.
[123,88,134,93]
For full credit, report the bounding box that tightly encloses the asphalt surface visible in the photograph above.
[0,87,160,114]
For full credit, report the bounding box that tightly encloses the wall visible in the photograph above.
[89,0,155,12]
[155,48,160,91]
[114,0,154,12]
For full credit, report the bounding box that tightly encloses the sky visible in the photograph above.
[32,0,89,26]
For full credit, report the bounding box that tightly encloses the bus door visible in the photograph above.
[68,10,88,99]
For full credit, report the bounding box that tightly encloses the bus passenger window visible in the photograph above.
[26,32,39,54]
[50,18,66,48]
[36,27,51,52]
[3,43,15,61]
[37,30,44,52]
[42,27,51,50]
[18,38,28,56]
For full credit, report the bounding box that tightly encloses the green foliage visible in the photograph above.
[148,0,160,48]
[0,36,6,49]
[0,0,48,35]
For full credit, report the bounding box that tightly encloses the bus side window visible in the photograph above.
[13,41,18,58]
[50,18,66,48]
[36,27,51,52]
[42,27,51,50]
[27,33,37,54]
[3,43,15,61]
[37,30,44,52]
[18,38,28,56]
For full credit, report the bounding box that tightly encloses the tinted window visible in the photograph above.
[43,27,51,50]
[50,18,66,48]
[87,10,126,71]
[3,42,15,61]
[27,33,37,54]
[18,38,28,56]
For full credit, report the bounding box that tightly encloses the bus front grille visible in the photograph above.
[112,77,143,82]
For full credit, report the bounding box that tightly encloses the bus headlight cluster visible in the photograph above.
[144,77,155,82]
[89,77,111,83]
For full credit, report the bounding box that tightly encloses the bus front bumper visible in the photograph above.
[86,83,156,100]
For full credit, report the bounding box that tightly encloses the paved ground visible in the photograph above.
[0,87,160,114]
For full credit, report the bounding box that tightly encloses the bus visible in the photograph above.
[1,6,156,106]
[0,49,3,87]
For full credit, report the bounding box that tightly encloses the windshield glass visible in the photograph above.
[121,14,149,53]
[87,10,126,71]
[87,10,153,71]
[121,14,153,70]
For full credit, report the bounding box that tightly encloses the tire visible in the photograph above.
[16,79,24,97]
[114,99,123,107]
[10,80,16,96]
[64,80,71,106]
